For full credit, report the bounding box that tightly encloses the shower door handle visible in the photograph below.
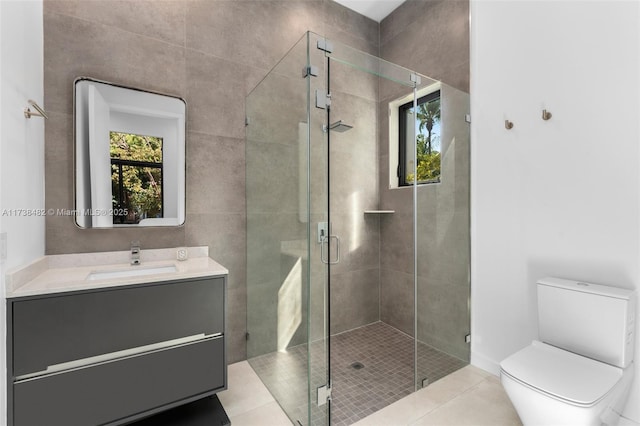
[320,235,340,265]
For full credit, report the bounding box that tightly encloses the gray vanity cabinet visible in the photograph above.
[7,276,227,426]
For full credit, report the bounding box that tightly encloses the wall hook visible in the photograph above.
[542,109,552,121]
[505,120,514,130]
[24,99,48,119]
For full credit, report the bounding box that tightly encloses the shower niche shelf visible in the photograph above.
[364,210,395,214]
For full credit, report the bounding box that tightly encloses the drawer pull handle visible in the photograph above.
[15,333,221,382]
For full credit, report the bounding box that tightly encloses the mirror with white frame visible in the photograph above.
[74,78,186,228]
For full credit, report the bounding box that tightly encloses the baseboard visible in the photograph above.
[470,350,501,376]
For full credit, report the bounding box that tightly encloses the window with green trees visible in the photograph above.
[398,90,441,186]
[110,131,163,224]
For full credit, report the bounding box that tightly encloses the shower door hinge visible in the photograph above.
[317,39,334,53]
[315,89,331,109]
[317,383,332,406]
[302,65,319,78]
[246,332,250,341]
[465,114,471,123]
[465,334,471,343]
[245,116,250,126]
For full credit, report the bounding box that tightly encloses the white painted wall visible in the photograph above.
[470,0,640,421]
[0,1,45,424]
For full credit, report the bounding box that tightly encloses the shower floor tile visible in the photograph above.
[249,322,467,426]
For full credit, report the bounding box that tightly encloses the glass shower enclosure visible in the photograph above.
[246,32,470,426]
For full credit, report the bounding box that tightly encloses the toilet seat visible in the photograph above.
[500,340,623,407]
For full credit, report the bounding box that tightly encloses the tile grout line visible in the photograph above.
[228,400,282,424]
[44,9,186,50]
[406,375,495,426]
[223,362,279,419]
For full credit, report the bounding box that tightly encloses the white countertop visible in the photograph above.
[6,246,228,298]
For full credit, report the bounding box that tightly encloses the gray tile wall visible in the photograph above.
[43,0,469,365]
[378,0,471,360]
[43,0,379,364]
[326,63,381,336]
[380,0,470,93]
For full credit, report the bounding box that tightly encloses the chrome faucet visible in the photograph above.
[130,241,141,265]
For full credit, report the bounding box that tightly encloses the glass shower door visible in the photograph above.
[247,30,470,426]
[306,32,400,425]
[245,32,332,426]
[310,34,439,426]
[245,33,317,426]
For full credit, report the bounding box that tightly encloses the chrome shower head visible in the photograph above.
[329,120,353,132]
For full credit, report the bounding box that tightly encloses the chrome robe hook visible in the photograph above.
[24,99,48,119]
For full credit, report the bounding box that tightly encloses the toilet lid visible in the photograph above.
[500,340,623,406]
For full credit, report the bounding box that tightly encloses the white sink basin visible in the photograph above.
[87,265,177,281]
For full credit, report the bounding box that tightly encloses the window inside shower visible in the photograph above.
[398,90,442,186]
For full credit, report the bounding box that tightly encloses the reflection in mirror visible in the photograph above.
[74,78,186,228]
[110,132,164,224]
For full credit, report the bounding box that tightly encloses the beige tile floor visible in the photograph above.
[218,361,523,426]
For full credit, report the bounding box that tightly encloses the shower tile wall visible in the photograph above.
[326,61,381,336]
[378,0,471,361]
[380,0,470,93]
[416,84,470,359]
[42,0,379,364]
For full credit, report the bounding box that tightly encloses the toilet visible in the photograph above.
[500,277,636,426]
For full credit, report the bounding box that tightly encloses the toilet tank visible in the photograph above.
[537,277,636,368]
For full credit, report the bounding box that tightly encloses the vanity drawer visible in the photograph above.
[11,277,224,377]
[13,336,225,426]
